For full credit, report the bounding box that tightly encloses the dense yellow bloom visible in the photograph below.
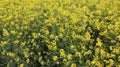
[0,0,120,66]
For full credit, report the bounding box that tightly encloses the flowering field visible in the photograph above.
[0,0,120,67]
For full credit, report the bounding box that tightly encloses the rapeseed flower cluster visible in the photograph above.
[0,0,120,67]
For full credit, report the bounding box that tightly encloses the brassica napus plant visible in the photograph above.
[0,0,120,67]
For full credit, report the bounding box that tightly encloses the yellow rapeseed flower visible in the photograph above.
[96,38,103,47]
[118,56,120,61]
[71,63,76,67]
[75,52,81,57]
[70,45,75,50]
[26,59,30,63]
[0,41,7,47]
[60,49,66,57]
[20,64,24,67]
[32,33,40,39]
[14,40,20,44]
[7,52,15,57]
[10,30,16,35]
[3,28,9,36]
[85,31,91,41]
[67,54,72,60]
[53,56,58,61]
